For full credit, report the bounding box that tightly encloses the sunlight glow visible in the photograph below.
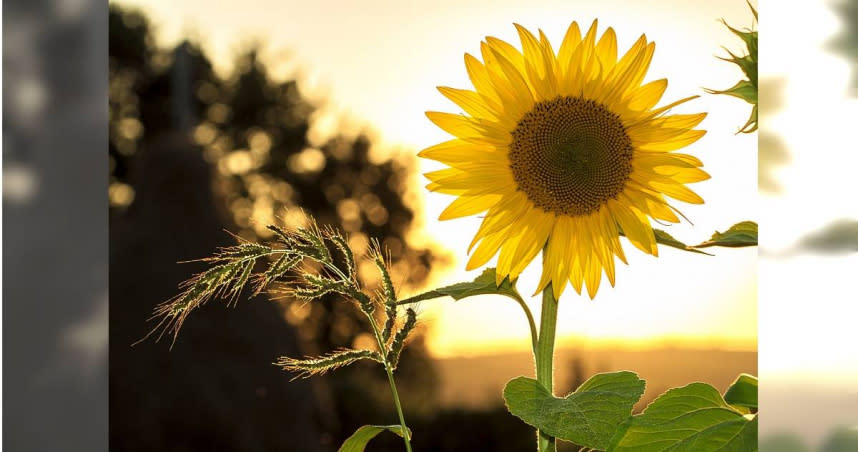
[113,0,758,357]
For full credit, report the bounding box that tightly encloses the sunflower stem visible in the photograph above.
[535,281,559,452]
[366,313,413,452]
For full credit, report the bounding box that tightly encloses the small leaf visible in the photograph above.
[652,229,713,255]
[695,221,758,248]
[724,373,758,411]
[398,267,521,304]
[338,425,410,452]
[503,372,646,450]
[608,382,757,452]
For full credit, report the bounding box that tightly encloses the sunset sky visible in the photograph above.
[114,0,760,357]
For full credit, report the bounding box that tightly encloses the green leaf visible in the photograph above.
[503,372,646,450]
[397,267,521,304]
[608,383,757,452]
[724,373,758,411]
[338,425,410,452]
[695,221,758,248]
[722,416,758,451]
[652,229,713,255]
[706,80,757,104]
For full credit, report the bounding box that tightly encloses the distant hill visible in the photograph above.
[435,346,757,410]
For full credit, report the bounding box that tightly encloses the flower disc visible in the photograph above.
[421,21,709,299]
[509,96,633,217]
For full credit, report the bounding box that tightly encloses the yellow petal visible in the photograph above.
[539,216,572,298]
[609,198,657,256]
[664,167,710,184]
[595,27,618,70]
[426,167,514,193]
[584,249,602,299]
[515,24,545,77]
[602,41,655,106]
[496,227,525,280]
[651,112,708,130]
[636,129,706,152]
[470,192,532,250]
[464,53,502,105]
[634,152,702,169]
[418,139,504,167]
[561,19,599,94]
[557,21,582,69]
[509,211,555,277]
[644,197,681,223]
[627,79,668,111]
[439,194,502,220]
[425,111,511,146]
[488,46,535,109]
[646,180,705,204]
[485,36,526,73]
[636,95,700,123]
[467,230,507,270]
[437,86,499,120]
[425,181,465,195]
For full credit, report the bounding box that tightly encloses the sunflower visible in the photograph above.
[420,20,709,299]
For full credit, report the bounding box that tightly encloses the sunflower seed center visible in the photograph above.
[509,96,633,216]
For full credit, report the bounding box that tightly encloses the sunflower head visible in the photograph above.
[421,20,709,299]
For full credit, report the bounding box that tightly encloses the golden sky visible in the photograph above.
[114,0,759,357]
[757,0,858,385]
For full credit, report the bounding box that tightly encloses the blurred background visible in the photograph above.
[757,0,858,450]
[106,1,763,451]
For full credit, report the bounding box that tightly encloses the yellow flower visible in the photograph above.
[421,20,709,299]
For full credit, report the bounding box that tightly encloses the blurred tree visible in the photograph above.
[109,4,447,450]
[758,77,789,194]
[759,432,809,452]
[821,426,858,452]
[828,0,858,96]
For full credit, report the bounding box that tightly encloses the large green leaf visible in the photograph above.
[504,372,646,450]
[695,221,758,248]
[338,425,409,452]
[724,374,758,411]
[608,383,757,452]
[397,267,521,304]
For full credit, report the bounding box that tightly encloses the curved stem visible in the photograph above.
[535,283,559,452]
[366,314,413,452]
[509,292,539,358]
